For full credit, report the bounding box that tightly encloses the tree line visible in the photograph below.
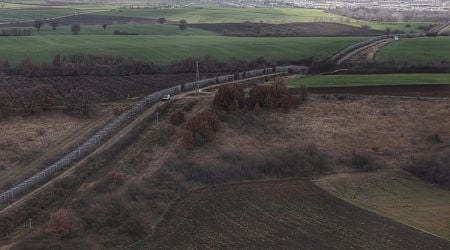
[0,54,302,77]
[0,84,94,117]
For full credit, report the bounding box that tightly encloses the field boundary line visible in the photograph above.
[0,67,303,215]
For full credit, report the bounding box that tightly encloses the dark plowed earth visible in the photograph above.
[0,14,161,27]
[150,180,450,249]
[308,84,450,98]
[191,22,383,37]
[0,74,197,103]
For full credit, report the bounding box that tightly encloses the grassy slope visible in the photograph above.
[376,37,450,66]
[315,170,450,240]
[149,179,450,248]
[0,36,363,65]
[288,73,450,88]
[99,7,430,32]
[7,24,216,36]
[0,8,80,22]
[101,8,347,23]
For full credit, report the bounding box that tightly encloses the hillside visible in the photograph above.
[0,36,363,65]
[1,77,450,248]
[316,170,450,240]
[375,37,450,66]
[150,179,450,249]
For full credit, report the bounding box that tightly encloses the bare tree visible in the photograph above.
[158,17,166,24]
[64,89,94,115]
[33,20,43,31]
[0,90,12,117]
[71,24,81,35]
[15,84,57,113]
[385,27,392,36]
[179,19,187,30]
[50,21,59,30]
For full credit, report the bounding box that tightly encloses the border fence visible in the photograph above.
[0,65,306,205]
[327,32,428,64]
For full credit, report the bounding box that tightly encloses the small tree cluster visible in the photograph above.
[46,208,77,239]
[158,18,166,24]
[110,171,127,185]
[182,110,220,149]
[64,89,95,115]
[247,79,294,111]
[71,24,81,35]
[406,155,450,189]
[213,79,298,113]
[212,84,245,112]
[33,20,43,31]
[0,90,12,117]
[169,109,185,126]
[179,19,187,30]
[13,84,58,114]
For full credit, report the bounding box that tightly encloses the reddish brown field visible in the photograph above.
[150,179,450,249]
[191,22,382,36]
[0,74,197,104]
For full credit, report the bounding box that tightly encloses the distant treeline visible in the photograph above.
[0,28,32,36]
[0,54,312,77]
[330,7,450,22]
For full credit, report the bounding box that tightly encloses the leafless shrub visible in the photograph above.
[213,84,245,112]
[46,208,78,239]
[182,110,220,149]
[169,109,185,126]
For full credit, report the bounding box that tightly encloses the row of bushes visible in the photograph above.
[213,79,304,113]
[0,55,289,77]
[406,155,450,189]
[0,28,32,36]
[165,145,328,185]
[0,84,94,117]
[181,110,220,149]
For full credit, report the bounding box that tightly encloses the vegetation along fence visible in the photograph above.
[0,65,306,205]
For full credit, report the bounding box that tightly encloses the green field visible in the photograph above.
[100,7,350,24]
[0,36,364,65]
[316,170,450,240]
[289,73,450,88]
[0,6,431,33]
[98,8,430,32]
[3,24,216,36]
[0,8,82,22]
[376,37,450,66]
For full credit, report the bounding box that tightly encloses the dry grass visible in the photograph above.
[315,170,450,240]
[4,90,450,248]
[0,112,89,171]
[184,94,450,174]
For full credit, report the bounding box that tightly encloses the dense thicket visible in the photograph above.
[0,55,279,77]
[213,79,301,113]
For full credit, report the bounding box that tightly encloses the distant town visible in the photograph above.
[219,0,450,11]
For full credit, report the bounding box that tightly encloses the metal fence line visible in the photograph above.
[0,65,302,204]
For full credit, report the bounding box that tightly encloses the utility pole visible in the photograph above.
[196,60,200,96]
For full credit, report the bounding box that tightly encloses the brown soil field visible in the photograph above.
[0,14,161,28]
[191,22,383,36]
[0,74,197,104]
[307,84,450,98]
[150,179,450,249]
